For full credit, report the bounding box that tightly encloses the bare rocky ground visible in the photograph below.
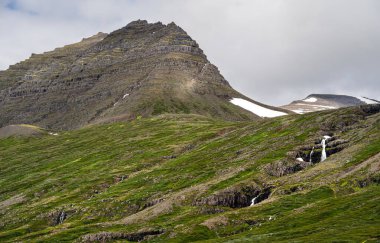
[0,124,45,138]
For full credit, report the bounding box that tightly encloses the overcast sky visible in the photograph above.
[0,0,379,105]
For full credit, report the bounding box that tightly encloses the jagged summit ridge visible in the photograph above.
[88,20,207,62]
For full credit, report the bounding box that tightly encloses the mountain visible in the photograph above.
[0,105,379,242]
[281,94,379,114]
[0,20,290,130]
[1,20,380,242]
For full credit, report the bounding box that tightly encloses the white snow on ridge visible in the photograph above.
[356,96,378,104]
[296,103,336,109]
[292,109,306,114]
[303,97,317,102]
[230,98,287,118]
[305,104,336,109]
[123,93,129,99]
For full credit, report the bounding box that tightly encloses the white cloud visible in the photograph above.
[0,0,379,105]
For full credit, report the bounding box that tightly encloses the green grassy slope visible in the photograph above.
[0,106,379,242]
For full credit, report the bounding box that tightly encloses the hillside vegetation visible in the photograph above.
[0,105,379,242]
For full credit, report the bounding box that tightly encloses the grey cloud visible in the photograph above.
[0,0,379,105]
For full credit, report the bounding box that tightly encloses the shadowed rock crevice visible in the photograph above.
[141,198,165,210]
[194,185,272,208]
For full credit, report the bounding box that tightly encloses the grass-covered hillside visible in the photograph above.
[0,105,379,242]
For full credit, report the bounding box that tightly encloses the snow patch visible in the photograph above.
[356,96,378,104]
[292,109,306,114]
[48,132,58,136]
[296,157,304,162]
[230,98,287,118]
[307,104,336,109]
[123,93,129,99]
[303,97,317,102]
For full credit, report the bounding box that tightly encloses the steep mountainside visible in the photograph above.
[282,94,379,114]
[0,104,379,242]
[0,20,290,130]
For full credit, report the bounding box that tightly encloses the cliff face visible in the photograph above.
[0,20,266,130]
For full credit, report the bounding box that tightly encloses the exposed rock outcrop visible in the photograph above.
[320,104,380,132]
[142,198,165,209]
[267,133,353,177]
[264,159,312,177]
[80,229,164,242]
[291,135,349,163]
[48,210,67,226]
[0,124,44,138]
[194,184,272,208]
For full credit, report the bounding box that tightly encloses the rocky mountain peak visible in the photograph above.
[116,19,163,35]
[81,32,108,43]
[108,20,179,36]
[281,93,379,114]
[0,20,289,130]
[95,20,203,59]
[126,19,149,26]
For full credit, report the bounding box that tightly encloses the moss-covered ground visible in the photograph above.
[0,107,379,242]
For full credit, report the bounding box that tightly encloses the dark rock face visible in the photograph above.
[359,104,380,116]
[0,20,262,130]
[292,136,349,164]
[357,175,380,188]
[142,198,165,209]
[194,185,271,208]
[114,175,128,183]
[48,210,67,226]
[80,229,164,242]
[320,104,380,132]
[264,160,312,177]
[253,188,272,204]
[269,134,352,178]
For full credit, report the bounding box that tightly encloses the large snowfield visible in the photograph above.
[230,98,287,118]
